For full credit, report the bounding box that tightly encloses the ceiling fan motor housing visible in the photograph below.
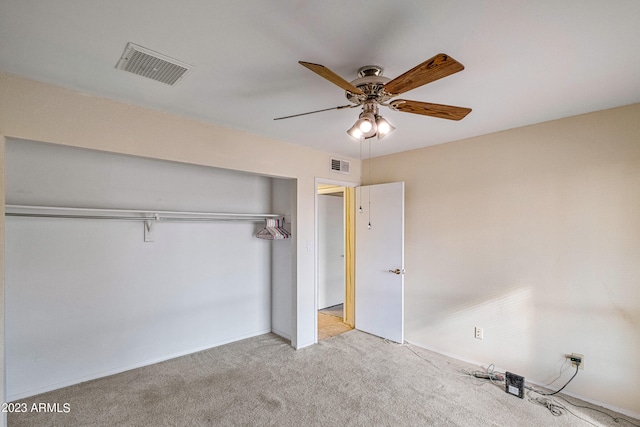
[346,65,392,105]
[357,65,383,78]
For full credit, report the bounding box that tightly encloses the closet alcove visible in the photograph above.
[4,139,294,401]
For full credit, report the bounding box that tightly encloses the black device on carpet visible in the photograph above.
[505,372,525,399]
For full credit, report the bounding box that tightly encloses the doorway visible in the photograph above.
[316,182,354,341]
[314,179,404,343]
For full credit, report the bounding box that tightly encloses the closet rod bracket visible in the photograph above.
[144,219,155,242]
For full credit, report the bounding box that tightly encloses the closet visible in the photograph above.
[4,139,293,401]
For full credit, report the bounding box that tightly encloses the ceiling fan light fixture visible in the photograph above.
[358,117,373,133]
[356,111,377,138]
[375,116,395,139]
[347,123,363,140]
[347,106,395,141]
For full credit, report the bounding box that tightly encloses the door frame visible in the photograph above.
[314,178,357,343]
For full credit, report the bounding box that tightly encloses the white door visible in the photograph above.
[355,182,404,343]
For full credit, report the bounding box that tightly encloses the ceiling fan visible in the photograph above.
[275,53,472,140]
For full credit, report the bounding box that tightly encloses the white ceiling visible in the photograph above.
[1,1,639,158]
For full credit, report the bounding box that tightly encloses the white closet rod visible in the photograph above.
[5,204,282,223]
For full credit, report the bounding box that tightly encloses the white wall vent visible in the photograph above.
[330,158,350,174]
[115,43,193,86]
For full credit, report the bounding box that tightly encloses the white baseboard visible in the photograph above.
[7,328,271,402]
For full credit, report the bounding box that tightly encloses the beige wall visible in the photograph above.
[0,71,361,362]
[364,103,640,416]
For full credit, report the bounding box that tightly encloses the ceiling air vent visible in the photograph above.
[331,158,350,174]
[115,42,193,86]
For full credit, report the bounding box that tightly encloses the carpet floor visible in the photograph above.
[8,330,639,427]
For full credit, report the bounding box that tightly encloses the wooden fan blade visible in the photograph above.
[384,53,465,96]
[390,100,471,121]
[299,61,364,95]
[274,104,355,120]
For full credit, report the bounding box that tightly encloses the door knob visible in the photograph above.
[388,269,404,275]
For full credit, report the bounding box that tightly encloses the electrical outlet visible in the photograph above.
[474,327,483,340]
[569,353,584,370]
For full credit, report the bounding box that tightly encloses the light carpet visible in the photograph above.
[9,330,639,426]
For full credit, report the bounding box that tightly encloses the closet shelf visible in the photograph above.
[5,204,282,223]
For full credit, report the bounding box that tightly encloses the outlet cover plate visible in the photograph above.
[474,327,483,340]
[571,353,584,370]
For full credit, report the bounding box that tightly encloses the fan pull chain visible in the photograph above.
[368,138,372,229]
[359,138,363,213]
